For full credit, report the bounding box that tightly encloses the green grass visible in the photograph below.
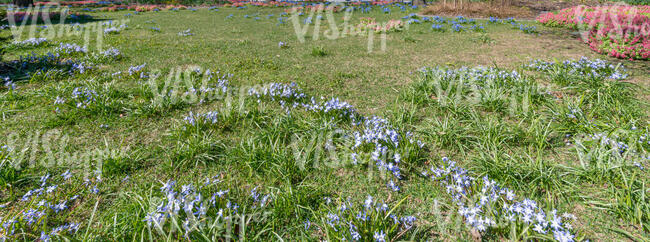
[0,4,649,241]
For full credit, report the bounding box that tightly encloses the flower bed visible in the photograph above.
[7,11,61,22]
[97,4,187,12]
[537,5,650,60]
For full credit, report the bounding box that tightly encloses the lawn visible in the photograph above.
[0,2,649,241]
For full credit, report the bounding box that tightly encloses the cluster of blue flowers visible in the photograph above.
[236,75,585,242]
[143,178,271,238]
[184,111,219,126]
[401,13,428,26]
[578,129,650,169]
[10,37,48,48]
[3,6,614,239]
[12,52,61,69]
[431,24,444,31]
[512,23,537,34]
[277,16,287,25]
[405,18,421,25]
[69,61,94,74]
[0,171,89,241]
[526,57,629,80]
[403,14,487,34]
[127,63,147,77]
[451,16,476,25]
[418,66,526,87]
[470,24,485,32]
[70,87,98,109]
[424,157,577,241]
[55,43,88,55]
[393,3,414,12]
[401,13,417,20]
[99,47,122,59]
[588,132,630,153]
[303,16,312,24]
[360,6,372,13]
[103,24,127,34]
[487,17,515,24]
[248,83,359,120]
[452,23,465,32]
[432,15,445,23]
[1,76,15,90]
[197,69,231,97]
[485,17,536,34]
[309,195,416,241]
[431,16,485,33]
[245,82,422,193]
[234,69,584,240]
[488,17,501,24]
[11,44,122,85]
[564,106,582,120]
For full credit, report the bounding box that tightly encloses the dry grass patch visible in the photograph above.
[420,1,535,18]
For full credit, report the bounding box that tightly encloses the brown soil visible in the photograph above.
[420,0,604,19]
[513,0,602,14]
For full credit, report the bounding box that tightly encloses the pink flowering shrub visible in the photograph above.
[537,5,650,60]
[229,0,399,8]
[7,11,61,22]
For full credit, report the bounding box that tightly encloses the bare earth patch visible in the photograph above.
[420,0,603,19]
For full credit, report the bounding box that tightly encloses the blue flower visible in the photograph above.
[304,219,311,230]
[452,24,464,32]
[387,180,399,191]
[39,231,51,242]
[373,230,386,242]
[488,17,501,23]
[431,24,445,31]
